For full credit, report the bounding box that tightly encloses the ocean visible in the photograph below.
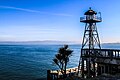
[0,43,120,80]
[0,44,81,80]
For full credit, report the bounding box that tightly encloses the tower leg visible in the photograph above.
[82,59,84,78]
[87,58,91,78]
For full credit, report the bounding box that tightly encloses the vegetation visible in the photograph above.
[53,45,73,76]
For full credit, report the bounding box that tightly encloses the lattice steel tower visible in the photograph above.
[81,7,101,49]
[78,8,102,78]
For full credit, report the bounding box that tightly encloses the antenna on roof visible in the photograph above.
[89,7,91,10]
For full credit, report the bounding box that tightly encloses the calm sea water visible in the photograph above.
[0,44,81,80]
[0,44,120,80]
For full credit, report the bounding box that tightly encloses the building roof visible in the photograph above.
[84,8,97,15]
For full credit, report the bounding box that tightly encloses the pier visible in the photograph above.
[47,49,120,79]
[81,49,120,78]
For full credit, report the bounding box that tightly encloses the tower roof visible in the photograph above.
[84,7,97,15]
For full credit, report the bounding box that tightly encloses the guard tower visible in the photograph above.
[81,7,101,49]
[78,7,102,78]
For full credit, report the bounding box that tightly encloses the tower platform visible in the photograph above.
[80,17,102,23]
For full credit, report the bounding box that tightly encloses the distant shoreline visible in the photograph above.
[0,41,81,45]
[0,41,120,45]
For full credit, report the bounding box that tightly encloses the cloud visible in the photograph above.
[0,5,73,17]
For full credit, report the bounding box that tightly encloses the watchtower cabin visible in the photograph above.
[79,8,120,78]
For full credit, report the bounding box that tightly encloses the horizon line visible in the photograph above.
[0,40,120,44]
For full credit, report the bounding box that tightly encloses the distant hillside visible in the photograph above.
[102,43,120,45]
[0,41,80,45]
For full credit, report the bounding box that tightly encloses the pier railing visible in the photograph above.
[47,67,78,80]
[81,49,120,60]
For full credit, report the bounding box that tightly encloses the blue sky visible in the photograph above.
[0,0,120,43]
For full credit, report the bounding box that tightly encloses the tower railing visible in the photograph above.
[80,16,102,22]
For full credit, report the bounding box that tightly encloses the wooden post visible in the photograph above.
[47,70,51,80]
[104,65,105,73]
[93,61,95,77]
